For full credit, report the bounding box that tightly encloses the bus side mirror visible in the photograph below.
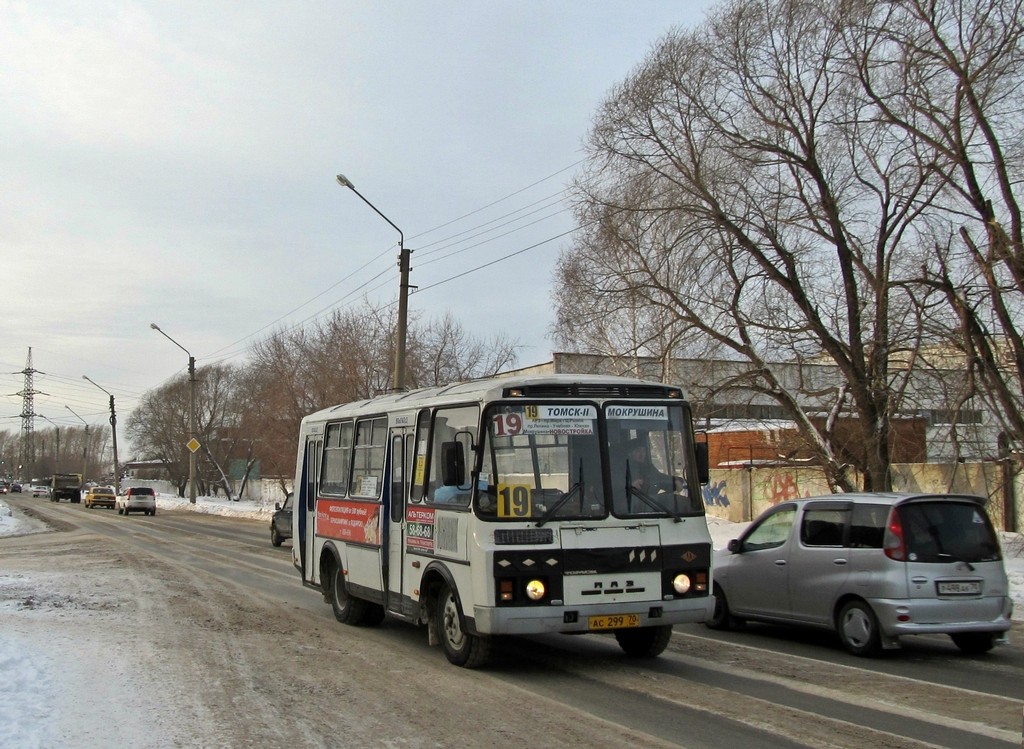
[694,441,710,485]
[441,441,465,487]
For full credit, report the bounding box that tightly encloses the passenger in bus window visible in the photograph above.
[433,478,486,506]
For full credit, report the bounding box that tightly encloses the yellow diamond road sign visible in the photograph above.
[187,438,201,453]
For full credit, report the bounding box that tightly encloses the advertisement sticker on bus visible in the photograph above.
[317,499,382,545]
[406,506,435,552]
[492,405,596,436]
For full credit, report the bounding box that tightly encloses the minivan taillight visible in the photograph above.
[883,510,906,560]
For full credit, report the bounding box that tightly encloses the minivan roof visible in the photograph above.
[787,492,985,507]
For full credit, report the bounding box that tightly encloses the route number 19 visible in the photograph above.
[497,484,532,518]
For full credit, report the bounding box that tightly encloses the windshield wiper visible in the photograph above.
[625,462,683,523]
[536,460,584,527]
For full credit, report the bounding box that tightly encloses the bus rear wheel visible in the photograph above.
[326,562,370,625]
[615,625,673,658]
[436,583,491,668]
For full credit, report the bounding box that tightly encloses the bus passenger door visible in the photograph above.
[386,428,413,614]
[300,436,322,582]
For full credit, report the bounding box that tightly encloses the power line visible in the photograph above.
[199,163,581,364]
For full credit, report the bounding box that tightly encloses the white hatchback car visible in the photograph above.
[709,492,1012,655]
[116,486,157,516]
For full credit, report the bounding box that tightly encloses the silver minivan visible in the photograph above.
[708,493,1013,655]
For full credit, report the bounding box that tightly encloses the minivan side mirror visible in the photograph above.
[727,538,741,553]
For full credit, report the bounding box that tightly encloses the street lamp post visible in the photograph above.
[65,405,90,483]
[150,323,197,504]
[82,376,120,494]
[336,173,411,391]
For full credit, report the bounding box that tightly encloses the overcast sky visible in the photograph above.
[0,1,714,453]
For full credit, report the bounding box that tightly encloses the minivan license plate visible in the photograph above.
[937,581,981,595]
[588,613,641,630]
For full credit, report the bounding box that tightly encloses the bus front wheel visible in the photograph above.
[615,625,673,658]
[326,562,369,625]
[436,583,491,668]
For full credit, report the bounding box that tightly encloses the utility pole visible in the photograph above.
[336,174,412,390]
[150,324,198,503]
[83,376,120,494]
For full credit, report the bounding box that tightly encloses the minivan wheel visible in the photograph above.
[707,583,743,630]
[951,632,996,655]
[838,600,881,656]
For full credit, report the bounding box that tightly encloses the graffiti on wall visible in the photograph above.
[702,480,730,507]
[766,471,809,505]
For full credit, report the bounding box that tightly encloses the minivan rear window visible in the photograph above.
[849,504,887,548]
[130,488,155,496]
[898,501,1001,563]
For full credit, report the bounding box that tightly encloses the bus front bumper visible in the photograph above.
[472,597,714,636]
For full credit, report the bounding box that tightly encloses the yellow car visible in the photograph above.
[83,486,116,509]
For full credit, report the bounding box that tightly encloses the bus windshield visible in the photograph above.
[605,402,702,519]
[478,403,605,522]
[477,401,702,522]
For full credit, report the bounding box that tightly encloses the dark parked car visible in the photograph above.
[270,493,293,547]
[709,492,1012,655]
[10,482,22,493]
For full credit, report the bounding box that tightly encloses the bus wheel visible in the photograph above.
[615,625,673,658]
[436,583,491,668]
[327,563,369,625]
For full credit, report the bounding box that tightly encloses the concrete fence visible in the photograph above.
[703,461,1022,532]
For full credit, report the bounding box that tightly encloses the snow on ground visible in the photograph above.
[1,497,1021,616]
[0,496,1021,749]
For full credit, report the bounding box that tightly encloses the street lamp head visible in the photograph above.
[150,323,160,331]
[336,174,354,189]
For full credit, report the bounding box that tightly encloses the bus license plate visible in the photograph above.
[588,613,641,630]
[937,581,981,595]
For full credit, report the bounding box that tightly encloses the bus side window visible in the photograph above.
[427,406,479,507]
[351,416,387,499]
[410,410,431,503]
[321,421,353,496]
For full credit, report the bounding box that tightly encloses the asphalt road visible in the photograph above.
[4,497,1022,749]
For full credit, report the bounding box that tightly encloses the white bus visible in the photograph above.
[291,374,713,667]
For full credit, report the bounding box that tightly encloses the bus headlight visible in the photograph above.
[525,579,546,601]
[672,574,692,595]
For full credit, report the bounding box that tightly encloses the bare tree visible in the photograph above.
[555,0,1022,490]
[238,300,522,488]
[408,311,520,387]
[127,363,244,497]
[845,0,1024,468]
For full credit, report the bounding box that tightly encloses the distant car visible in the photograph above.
[83,486,116,509]
[270,494,293,547]
[0,483,7,494]
[708,492,1012,656]
[116,486,157,516]
[10,482,22,493]
[29,485,50,498]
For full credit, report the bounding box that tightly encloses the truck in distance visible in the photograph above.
[50,473,83,503]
